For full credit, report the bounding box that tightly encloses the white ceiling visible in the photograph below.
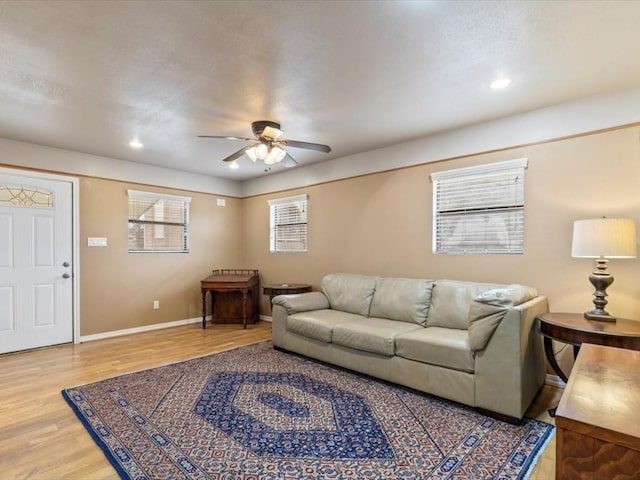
[1,0,640,182]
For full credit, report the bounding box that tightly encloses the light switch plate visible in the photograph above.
[217,198,226,207]
[87,237,107,247]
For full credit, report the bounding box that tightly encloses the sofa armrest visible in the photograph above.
[272,291,330,314]
[474,295,549,420]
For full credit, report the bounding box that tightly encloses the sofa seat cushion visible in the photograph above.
[322,273,378,317]
[332,318,423,356]
[427,279,503,330]
[395,327,475,373]
[369,277,434,326]
[287,310,364,343]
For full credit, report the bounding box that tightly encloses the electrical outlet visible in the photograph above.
[153,300,159,310]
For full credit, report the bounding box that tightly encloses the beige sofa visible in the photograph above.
[271,273,548,422]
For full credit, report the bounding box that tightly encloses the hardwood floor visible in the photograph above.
[0,321,561,479]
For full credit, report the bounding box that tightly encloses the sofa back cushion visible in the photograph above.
[369,277,434,326]
[426,279,503,330]
[467,285,538,351]
[322,273,377,317]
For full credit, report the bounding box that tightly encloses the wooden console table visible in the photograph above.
[201,269,259,329]
[556,344,640,479]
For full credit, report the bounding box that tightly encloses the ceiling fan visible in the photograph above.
[198,120,331,168]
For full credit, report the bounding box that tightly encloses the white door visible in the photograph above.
[0,171,74,354]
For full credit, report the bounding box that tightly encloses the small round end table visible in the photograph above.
[537,312,640,415]
[263,283,312,313]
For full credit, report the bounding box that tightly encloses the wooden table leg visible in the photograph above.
[242,290,248,329]
[210,291,216,326]
[201,290,206,329]
[254,288,260,322]
[544,336,578,417]
[544,336,569,383]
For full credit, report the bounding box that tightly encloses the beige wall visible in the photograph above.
[243,126,640,318]
[80,177,242,335]
[5,124,639,338]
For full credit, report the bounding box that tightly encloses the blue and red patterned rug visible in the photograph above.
[62,342,553,479]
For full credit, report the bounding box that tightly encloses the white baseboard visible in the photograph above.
[79,316,208,343]
[545,374,566,388]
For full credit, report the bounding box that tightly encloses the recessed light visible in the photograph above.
[229,161,239,169]
[490,78,511,89]
[129,138,144,149]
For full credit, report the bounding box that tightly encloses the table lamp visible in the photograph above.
[571,217,637,321]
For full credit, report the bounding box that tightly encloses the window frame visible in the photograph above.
[127,189,191,253]
[430,158,528,255]
[268,194,308,253]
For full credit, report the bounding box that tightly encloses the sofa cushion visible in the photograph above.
[369,277,434,326]
[426,279,503,330]
[322,273,377,317]
[332,318,423,356]
[287,310,365,343]
[395,327,475,373]
[467,285,538,351]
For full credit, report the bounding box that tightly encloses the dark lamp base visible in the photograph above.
[586,264,616,323]
[584,310,617,322]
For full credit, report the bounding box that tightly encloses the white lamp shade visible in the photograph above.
[245,146,258,162]
[244,144,287,165]
[255,143,269,160]
[571,218,637,258]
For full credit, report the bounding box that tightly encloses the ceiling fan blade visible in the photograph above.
[198,135,253,141]
[283,139,331,153]
[222,146,249,162]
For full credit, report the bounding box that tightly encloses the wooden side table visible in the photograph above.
[262,283,311,313]
[556,344,640,479]
[537,312,640,383]
[201,269,259,329]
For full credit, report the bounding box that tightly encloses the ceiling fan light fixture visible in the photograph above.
[255,143,269,160]
[201,119,331,170]
[274,146,287,163]
[245,146,258,162]
[264,146,286,165]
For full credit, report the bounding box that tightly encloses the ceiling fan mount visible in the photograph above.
[198,120,331,168]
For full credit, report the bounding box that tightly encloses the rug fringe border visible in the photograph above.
[61,389,131,480]
[518,422,555,480]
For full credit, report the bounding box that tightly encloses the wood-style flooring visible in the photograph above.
[0,321,560,479]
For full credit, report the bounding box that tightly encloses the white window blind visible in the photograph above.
[431,158,527,254]
[268,194,308,253]
[127,190,191,253]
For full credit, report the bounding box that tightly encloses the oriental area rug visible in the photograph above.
[62,342,553,480]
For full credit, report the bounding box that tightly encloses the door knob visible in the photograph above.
[63,262,70,267]
[62,273,71,279]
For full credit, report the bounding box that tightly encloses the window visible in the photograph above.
[127,190,190,253]
[269,194,308,253]
[0,185,53,208]
[431,158,527,254]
